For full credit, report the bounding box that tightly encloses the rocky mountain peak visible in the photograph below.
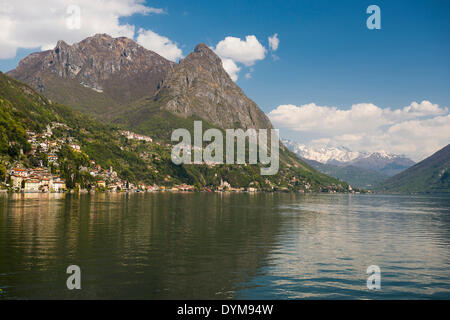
[155,43,273,130]
[8,35,273,131]
[93,33,113,39]
[183,43,223,70]
[194,43,209,52]
[192,43,219,61]
[55,40,69,49]
[8,34,174,114]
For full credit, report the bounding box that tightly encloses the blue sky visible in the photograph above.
[0,0,449,159]
[147,0,450,113]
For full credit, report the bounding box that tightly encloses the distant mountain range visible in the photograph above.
[283,141,360,164]
[377,144,450,194]
[283,140,415,175]
[302,160,389,189]
[283,140,416,188]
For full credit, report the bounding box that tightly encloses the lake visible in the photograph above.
[0,193,449,299]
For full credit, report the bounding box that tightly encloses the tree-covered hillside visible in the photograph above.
[1,72,349,192]
[376,144,450,194]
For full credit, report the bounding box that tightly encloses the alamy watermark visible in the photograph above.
[366,5,381,30]
[367,265,381,290]
[171,121,280,175]
[66,265,81,290]
[66,4,81,30]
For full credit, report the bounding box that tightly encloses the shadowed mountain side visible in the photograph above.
[304,159,389,189]
[376,144,450,194]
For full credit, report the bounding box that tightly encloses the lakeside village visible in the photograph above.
[0,123,196,194]
[0,123,270,194]
[1,123,358,194]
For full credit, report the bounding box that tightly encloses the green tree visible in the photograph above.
[0,163,6,182]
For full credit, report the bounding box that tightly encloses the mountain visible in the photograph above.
[377,144,450,194]
[1,70,346,191]
[283,139,419,189]
[3,34,351,192]
[283,141,361,164]
[7,35,272,131]
[0,71,186,187]
[283,140,415,176]
[116,43,273,134]
[110,41,348,191]
[158,44,272,130]
[304,159,389,189]
[9,35,272,133]
[349,153,415,176]
[7,34,174,117]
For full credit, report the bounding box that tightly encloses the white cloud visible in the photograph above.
[391,100,445,119]
[221,58,241,82]
[269,101,450,161]
[136,29,183,62]
[0,0,167,59]
[215,35,266,66]
[268,33,279,51]
[146,7,166,15]
[213,35,266,81]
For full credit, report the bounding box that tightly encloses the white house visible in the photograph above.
[51,179,66,192]
[24,179,41,192]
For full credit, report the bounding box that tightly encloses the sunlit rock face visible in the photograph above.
[8,35,272,130]
[156,43,273,130]
[8,34,174,115]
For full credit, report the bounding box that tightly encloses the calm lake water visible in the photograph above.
[0,192,449,300]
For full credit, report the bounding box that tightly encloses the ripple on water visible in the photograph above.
[0,193,449,299]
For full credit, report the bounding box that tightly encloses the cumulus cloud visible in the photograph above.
[0,0,171,59]
[136,29,183,62]
[268,101,450,161]
[268,33,279,51]
[215,35,266,66]
[221,58,241,82]
[213,35,266,81]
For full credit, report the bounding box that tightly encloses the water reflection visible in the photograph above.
[0,193,449,299]
[237,194,450,299]
[0,193,284,299]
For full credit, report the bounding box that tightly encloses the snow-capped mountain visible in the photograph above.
[282,141,362,164]
[283,139,415,176]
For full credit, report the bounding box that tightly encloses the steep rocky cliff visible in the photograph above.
[155,44,273,130]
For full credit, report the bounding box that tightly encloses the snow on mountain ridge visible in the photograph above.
[282,139,406,164]
[296,145,360,163]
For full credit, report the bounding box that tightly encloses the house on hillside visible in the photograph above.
[24,179,41,192]
[11,175,24,189]
[51,179,66,192]
[70,144,81,152]
[97,181,106,188]
[11,168,28,177]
